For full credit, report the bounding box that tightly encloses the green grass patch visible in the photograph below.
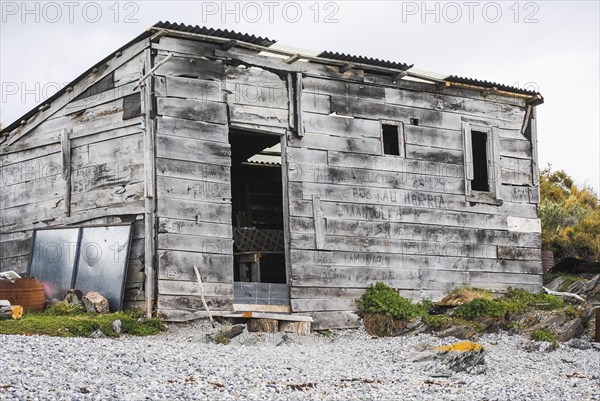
[0,307,165,337]
[531,328,558,345]
[453,298,509,319]
[503,288,564,313]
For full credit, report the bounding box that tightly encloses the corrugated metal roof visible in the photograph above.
[318,51,413,71]
[153,21,276,47]
[1,22,543,136]
[446,75,540,96]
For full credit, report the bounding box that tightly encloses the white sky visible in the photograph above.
[1,1,598,192]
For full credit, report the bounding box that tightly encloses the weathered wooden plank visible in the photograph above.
[291,233,498,259]
[289,162,465,194]
[327,151,464,177]
[0,175,63,209]
[0,143,61,166]
[157,97,228,124]
[69,182,144,213]
[157,308,231,322]
[303,112,381,138]
[290,216,540,247]
[404,125,463,150]
[0,237,31,259]
[157,233,233,254]
[0,255,30,274]
[500,157,533,186]
[291,263,542,288]
[71,133,143,167]
[500,137,532,159]
[158,218,231,238]
[158,295,233,311]
[158,279,233,297]
[229,104,289,129]
[497,246,541,261]
[157,197,232,224]
[156,175,231,203]
[291,298,357,312]
[288,132,381,155]
[158,249,233,282]
[303,76,386,103]
[156,134,231,165]
[290,286,366,300]
[153,36,219,57]
[291,182,538,219]
[405,144,463,164]
[161,76,224,102]
[156,158,230,182]
[154,54,225,80]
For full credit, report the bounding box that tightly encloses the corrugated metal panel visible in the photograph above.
[318,51,413,71]
[446,75,540,95]
[154,21,276,47]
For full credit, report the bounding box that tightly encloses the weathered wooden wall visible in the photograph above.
[144,35,542,327]
[287,78,541,329]
[0,39,150,309]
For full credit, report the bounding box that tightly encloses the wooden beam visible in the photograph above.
[312,195,325,249]
[221,39,237,51]
[392,71,408,82]
[339,63,355,73]
[60,128,71,217]
[294,72,304,137]
[141,48,157,319]
[285,54,302,64]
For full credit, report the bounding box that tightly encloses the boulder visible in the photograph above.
[82,291,110,314]
[112,320,122,335]
[414,341,487,376]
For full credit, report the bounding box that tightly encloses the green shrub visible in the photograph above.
[356,282,423,320]
[531,328,558,345]
[504,288,564,313]
[454,298,508,319]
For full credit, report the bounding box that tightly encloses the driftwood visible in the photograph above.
[193,265,215,327]
[543,287,586,302]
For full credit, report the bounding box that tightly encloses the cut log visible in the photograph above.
[247,318,279,333]
[82,291,110,314]
[0,305,23,320]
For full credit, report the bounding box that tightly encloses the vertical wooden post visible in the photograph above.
[141,47,156,319]
[461,119,473,196]
[294,72,304,137]
[312,195,325,249]
[60,128,71,217]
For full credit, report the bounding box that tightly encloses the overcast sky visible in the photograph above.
[1,1,598,192]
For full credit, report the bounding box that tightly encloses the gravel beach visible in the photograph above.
[1,322,599,401]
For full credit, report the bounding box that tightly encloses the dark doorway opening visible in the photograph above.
[229,129,286,285]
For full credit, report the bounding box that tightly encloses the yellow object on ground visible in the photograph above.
[11,305,23,320]
[434,341,484,352]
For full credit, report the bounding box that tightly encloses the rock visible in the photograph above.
[64,289,83,305]
[435,324,479,341]
[568,338,592,350]
[516,310,584,343]
[545,277,565,292]
[82,292,110,314]
[556,318,583,342]
[207,324,246,343]
[89,329,106,339]
[415,341,487,375]
[112,320,122,335]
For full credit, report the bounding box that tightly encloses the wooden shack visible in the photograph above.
[0,22,544,328]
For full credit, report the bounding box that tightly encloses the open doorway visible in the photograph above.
[229,129,289,310]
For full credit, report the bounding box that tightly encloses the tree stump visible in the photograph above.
[247,318,279,333]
